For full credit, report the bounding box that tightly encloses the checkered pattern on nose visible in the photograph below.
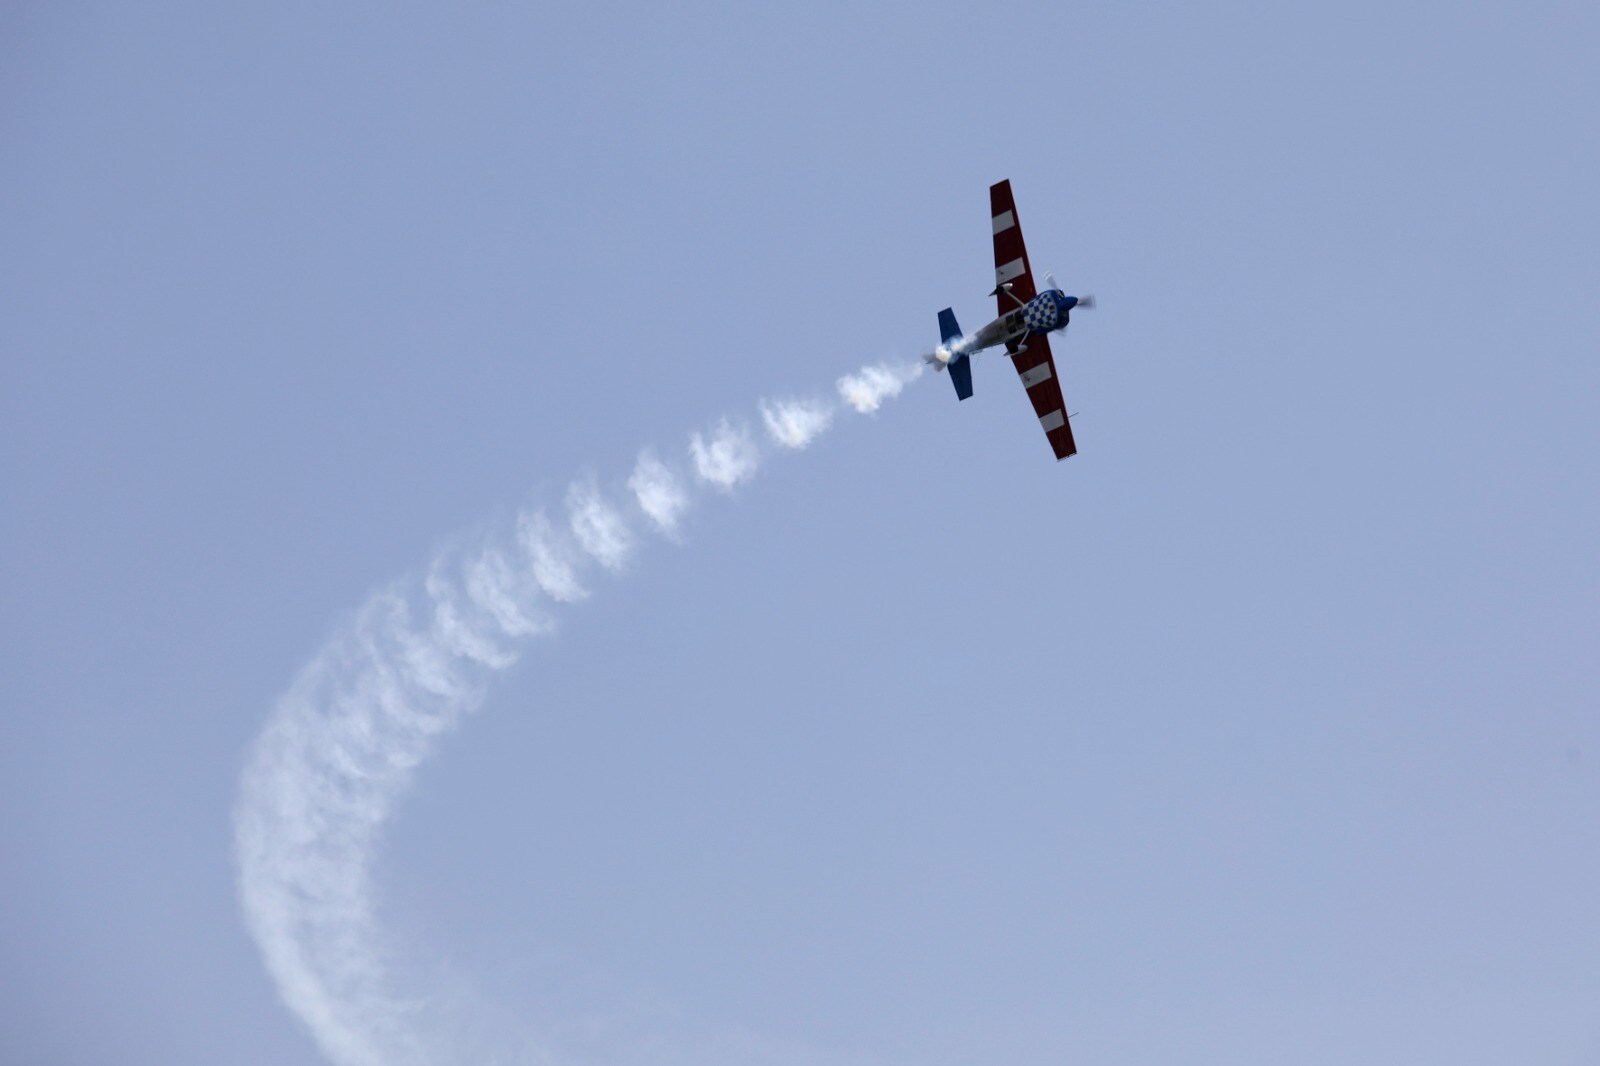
[1023,292,1059,332]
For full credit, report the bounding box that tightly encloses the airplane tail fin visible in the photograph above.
[937,308,973,401]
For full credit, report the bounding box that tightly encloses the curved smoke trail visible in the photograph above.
[234,362,923,1066]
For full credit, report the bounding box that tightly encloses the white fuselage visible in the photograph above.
[955,288,1077,356]
[965,308,1029,353]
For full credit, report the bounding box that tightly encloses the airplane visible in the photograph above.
[926,179,1094,461]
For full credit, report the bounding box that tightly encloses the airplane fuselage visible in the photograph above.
[963,288,1081,355]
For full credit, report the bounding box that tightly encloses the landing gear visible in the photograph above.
[989,281,1028,309]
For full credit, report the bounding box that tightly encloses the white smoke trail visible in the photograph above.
[836,361,924,414]
[234,366,923,1066]
[759,397,834,450]
[236,582,505,1066]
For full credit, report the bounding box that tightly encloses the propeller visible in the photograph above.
[1048,274,1095,335]
[1044,270,1095,310]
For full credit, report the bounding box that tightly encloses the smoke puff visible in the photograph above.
[464,548,551,639]
[516,511,588,603]
[689,418,761,490]
[425,567,519,669]
[759,398,835,450]
[628,451,690,535]
[837,361,924,414]
[567,480,635,571]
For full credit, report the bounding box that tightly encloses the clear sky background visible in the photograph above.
[3,3,1598,1064]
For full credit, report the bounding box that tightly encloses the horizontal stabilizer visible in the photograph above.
[948,354,973,401]
[937,308,971,400]
[938,307,963,346]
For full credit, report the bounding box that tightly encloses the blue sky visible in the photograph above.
[3,3,1598,1064]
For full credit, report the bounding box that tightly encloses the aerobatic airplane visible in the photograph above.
[927,179,1093,461]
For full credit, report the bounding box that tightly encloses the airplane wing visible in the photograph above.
[991,180,1077,461]
[990,179,1038,312]
[1007,331,1076,460]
